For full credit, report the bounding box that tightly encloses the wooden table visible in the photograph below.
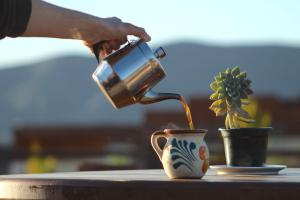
[0,169,300,200]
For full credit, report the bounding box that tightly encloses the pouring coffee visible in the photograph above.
[92,39,195,129]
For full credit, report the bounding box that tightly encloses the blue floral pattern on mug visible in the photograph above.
[170,138,197,171]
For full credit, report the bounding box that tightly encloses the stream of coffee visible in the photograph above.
[179,96,195,130]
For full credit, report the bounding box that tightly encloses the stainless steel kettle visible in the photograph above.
[92,39,180,109]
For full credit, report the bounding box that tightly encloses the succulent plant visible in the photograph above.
[209,66,255,129]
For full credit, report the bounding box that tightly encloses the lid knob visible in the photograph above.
[154,47,166,59]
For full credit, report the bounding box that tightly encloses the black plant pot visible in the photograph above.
[219,127,272,167]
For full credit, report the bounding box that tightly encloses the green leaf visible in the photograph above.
[218,93,225,99]
[240,90,248,98]
[210,99,225,109]
[215,107,227,116]
[243,79,251,86]
[214,75,221,82]
[226,99,233,107]
[225,114,230,129]
[217,81,224,87]
[245,88,253,95]
[237,72,247,79]
[211,99,224,107]
[210,92,219,100]
[225,68,231,74]
[217,87,225,93]
[210,82,218,91]
[220,72,226,78]
[231,66,240,76]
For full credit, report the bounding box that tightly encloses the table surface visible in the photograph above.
[1,168,300,200]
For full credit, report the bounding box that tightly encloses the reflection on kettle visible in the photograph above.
[92,39,180,109]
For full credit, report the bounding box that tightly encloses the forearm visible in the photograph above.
[23,0,98,42]
[20,0,150,57]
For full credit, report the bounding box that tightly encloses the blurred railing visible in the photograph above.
[0,95,299,174]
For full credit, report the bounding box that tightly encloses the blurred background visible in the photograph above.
[0,0,300,174]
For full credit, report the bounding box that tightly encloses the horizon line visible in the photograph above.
[1,40,300,69]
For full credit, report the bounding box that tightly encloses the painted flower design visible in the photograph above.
[170,138,197,172]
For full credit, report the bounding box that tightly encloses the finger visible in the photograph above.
[105,42,114,54]
[99,42,112,58]
[120,37,127,45]
[108,40,121,51]
[84,41,104,59]
[99,50,106,59]
[100,48,112,58]
[106,47,113,54]
[84,41,111,60]
[124,23,151,42]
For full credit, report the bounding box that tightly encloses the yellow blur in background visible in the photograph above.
[26,141,57,173]
[240,98,272,128]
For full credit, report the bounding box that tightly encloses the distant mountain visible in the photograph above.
[160,42,300,97]
[0,42,300,144]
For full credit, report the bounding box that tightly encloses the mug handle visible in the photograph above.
[151,131,168,161]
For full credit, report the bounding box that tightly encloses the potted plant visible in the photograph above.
[209,66,272,167]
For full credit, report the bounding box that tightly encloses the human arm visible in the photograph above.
[3,0,151,58]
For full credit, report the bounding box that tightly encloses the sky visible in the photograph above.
[0,0,300,68]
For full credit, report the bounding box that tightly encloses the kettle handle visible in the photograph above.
[92,41,107,63]
[92,39,137,63]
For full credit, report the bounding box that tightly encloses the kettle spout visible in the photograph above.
[140,90,181,104]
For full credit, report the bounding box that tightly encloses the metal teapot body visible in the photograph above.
[92,40,180,109]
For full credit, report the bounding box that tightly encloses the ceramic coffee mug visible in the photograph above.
[151,129,209,179]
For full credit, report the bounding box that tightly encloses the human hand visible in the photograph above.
[84,17,151,58]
